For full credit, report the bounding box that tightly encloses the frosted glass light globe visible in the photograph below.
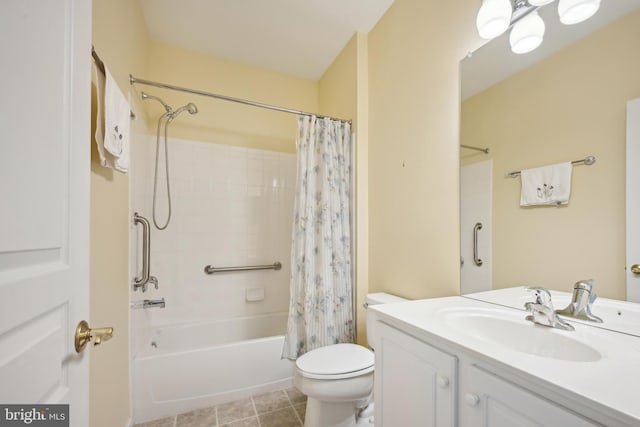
[509,10,546,54]
[558,0,601,25]
[476,0,513,39]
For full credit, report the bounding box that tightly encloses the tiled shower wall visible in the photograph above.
[130,136,296,336]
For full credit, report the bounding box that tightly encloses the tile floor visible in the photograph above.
[134,387,307,427]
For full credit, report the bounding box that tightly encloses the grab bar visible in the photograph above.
[133,213,152,291]
[473,222,483,267]
[204,262,282,275]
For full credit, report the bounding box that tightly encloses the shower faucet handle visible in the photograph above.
[149,276,159,290]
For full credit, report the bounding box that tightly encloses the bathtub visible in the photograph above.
[133,312,294,424]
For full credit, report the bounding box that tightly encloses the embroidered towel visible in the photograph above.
[520,162,573,206]
[104,67,131,173]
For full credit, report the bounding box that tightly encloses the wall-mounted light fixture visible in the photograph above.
[476,0,601,54]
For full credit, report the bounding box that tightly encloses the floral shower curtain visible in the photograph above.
[282,115,354,360]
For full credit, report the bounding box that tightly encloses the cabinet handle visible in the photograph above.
[437,375,449,388]
[465,393,480,407]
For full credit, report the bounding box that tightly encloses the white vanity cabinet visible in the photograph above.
[373,317,616,427]
[370,297,640,427]
[461,365,599,427]
[374,322,457,427]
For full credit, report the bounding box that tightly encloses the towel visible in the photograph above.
[92,61,116,169]
[104,67,130,173]
[92,59,130,173]
[520,162,573,206]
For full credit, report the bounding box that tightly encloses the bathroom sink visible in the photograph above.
[465,287,640,337]
[437,306,602,362]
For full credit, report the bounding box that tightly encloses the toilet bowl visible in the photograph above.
[294,293,407,427]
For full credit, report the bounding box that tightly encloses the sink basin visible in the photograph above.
[437,306,602,362]
[465,286,640,337]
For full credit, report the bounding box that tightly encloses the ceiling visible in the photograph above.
[462,0,640,100]
[139,0,394,81]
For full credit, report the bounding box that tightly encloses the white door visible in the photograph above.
[0,1,91,425]
[460,160,493,294]
[627,98,640,302]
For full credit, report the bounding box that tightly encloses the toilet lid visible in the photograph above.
[296,343,374,378]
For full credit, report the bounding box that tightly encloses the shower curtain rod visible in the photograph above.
[129,75,352,124]
[461,144,490,154]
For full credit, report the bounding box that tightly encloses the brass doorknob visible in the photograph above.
[74,320,114,353]
[632,264,640,275]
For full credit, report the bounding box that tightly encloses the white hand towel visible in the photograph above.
[104,67,131,173]
[92,61,116,169]
[520,162,573,206]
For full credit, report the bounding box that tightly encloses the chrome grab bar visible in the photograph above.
[133,213,152,291]
[473,222,483,267]
[143,298,165,309]
[204,262,282,275]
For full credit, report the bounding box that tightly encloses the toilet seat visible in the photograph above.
[296,343,374,380]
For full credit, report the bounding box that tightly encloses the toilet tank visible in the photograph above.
[364,292,408,348]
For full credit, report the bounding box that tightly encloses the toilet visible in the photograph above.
[294,292,408,427]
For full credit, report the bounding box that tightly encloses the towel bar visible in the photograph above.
[507,156,596,178]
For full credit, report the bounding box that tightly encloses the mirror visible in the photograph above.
[459,2,640,304]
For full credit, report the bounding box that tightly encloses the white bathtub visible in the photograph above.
[133,312,294,424]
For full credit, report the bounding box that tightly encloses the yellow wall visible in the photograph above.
[367,0,480,299]
[91,0,149,426]
[461,11,640,299]
[354,33,370,345]
[318,33,371,345]
[144,41,319,153]
[319,35,358,120]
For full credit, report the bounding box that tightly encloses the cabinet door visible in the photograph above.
[374,322,457,427]
[462,365,601,427]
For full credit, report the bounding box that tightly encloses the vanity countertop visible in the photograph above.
[370,296,640,426]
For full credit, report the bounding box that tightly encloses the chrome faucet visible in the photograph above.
[524,287,574,331]
[555,279,603,323]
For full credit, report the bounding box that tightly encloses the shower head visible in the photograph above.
[168,103,198,122]
[172,102,198,117]
[141,92,173,113]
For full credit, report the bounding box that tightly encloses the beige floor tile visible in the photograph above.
[252,389,291,414]
[284,387,307,405]
[219,416,259,427]
[293,402,306,423]
[259,407,302,427]
[176,406,217,426]
[216,398,256,425]
[134,417,176,427]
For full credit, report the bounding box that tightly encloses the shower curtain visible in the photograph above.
[282,115,354,360]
